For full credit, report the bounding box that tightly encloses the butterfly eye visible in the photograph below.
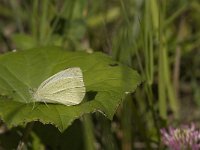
[29,88,36,94]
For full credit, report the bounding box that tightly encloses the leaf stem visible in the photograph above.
[82,115,96,150]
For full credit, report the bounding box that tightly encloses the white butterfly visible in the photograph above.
[33,67,85,106]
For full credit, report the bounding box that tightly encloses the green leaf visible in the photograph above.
[0,46,141,132]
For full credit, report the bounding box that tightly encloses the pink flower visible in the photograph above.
[160,123,200,150]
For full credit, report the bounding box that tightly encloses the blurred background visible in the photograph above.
[0,0,200,149]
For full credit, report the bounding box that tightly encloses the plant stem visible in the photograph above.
[82,115,95,150]
[17,122,35,150]
[173,17,185,100]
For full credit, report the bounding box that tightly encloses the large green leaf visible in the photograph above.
[0,47,141,131]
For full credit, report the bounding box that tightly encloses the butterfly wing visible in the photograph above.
[34,67,85,105]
